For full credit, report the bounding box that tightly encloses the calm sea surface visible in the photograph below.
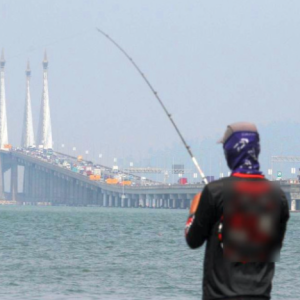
[0,206,298,300]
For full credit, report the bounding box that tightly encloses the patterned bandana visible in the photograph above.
[223,131,262,175]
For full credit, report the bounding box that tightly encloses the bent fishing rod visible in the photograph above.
[96,28,208,185]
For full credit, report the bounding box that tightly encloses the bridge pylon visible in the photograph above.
[21,61,35,148]
[0,49,8,150]
[37,51,53,150]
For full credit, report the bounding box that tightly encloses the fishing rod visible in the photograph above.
[95,27,208,185]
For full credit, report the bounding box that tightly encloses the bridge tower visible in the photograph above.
[21,61,35,148]
[0,49,8,150]
[37,51,53,149]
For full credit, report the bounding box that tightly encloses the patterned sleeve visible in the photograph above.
[185,186,214,249]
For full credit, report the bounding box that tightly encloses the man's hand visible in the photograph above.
[189,193,201,214]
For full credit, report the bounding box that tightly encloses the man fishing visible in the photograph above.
[185,122,289,300]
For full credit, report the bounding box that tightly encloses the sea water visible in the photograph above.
[0,206,298,300]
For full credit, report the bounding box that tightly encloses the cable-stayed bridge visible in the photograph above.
[0,50,298,210]
[0,149,298,210]
[0,150,204,208]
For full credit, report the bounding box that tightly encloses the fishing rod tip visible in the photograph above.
[95,27,109,37]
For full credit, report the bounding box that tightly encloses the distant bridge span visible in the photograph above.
[0,150,299,210]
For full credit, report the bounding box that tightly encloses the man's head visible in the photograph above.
[219,122,261,174]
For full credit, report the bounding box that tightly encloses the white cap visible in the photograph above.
[218,122,258,144]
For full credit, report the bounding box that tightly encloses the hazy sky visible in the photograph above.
[1,0,300,166]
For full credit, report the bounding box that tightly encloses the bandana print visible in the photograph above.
[223,131,262,175]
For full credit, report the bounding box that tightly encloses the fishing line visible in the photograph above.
[95,27,208,185]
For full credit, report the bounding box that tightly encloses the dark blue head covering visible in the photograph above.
[222,128,262,175]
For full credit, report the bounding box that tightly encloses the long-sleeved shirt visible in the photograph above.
[185,174,290,300]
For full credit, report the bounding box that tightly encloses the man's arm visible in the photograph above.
[278,189,290,248]
[185,186,215,249]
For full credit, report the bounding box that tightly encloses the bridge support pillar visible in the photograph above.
[147,195,153,208]
[37,169,42,202]
[11,158,18,201]
[41,170,47,202]
[291,199,297,211]
[81,185,85,205]
[40,170,44,202]
[45,171,50,202]
[32,166,37,203]
[52,174,56,204]
[188,194,193,209]
[109,194,113,207]
[23,165,29,202]
[60,178,65,205]
[152,197,156,208]
[98,191,103,206]
[103,193,107,207]
[58,175,63,205]
[123,197,126,207]
[172,199,176,209]
[116,195,121,207]
[180,198,185,209]
[81,185,86,206]
[132,196,138,207]
[157,198,161,208]
[77,184,82,205]
[72,180,77,206]
[127,196,132,208]
[92,189,97,206]
[174,195,180,209]
[33,166,38,203]
[0,155,5,200]
[49,172,54,204]
[159,197,163,208]
[184,198,189,209]
[107,193,111,207]
[165,198,168,208]
[77,183,82,205]
[185,197,189,209]
[139,194,146,207]
[24,165,30,203]
[65,179,69,205]
[159,198,163,208]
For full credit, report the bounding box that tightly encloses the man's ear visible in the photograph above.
[189,193,201,214]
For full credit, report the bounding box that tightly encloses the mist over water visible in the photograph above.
[0,206,298,300]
